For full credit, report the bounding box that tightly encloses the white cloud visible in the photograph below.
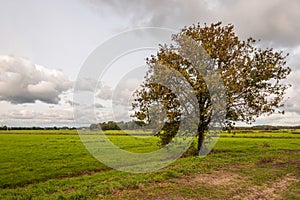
[254,111,300,126]
[0,55,71,104]
[83,78,143,122]
[74,78,100,92]
[1,107,75,127]
[94,103,105,108]
[96,85,113,100]
[96,78,142,102]
[6,109,72,120]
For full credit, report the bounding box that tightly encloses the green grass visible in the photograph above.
[0,130,78,135]
[2,129,300,137]
[0,130,299,199]
[0,129,154,136]
[0,133,161,188]
[0,134,104,188]
[221,130,300,138]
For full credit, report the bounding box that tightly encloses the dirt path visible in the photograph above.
[232,174,298,200]
[107,169,298,200]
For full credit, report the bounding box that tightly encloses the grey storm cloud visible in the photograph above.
[85,0,213,28]
[0,55,72,104]
[84,0,300,48]
[218,0,300,48]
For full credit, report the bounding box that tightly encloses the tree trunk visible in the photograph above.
[197,125,205,153]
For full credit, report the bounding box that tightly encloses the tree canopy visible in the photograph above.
[132,22,291,154]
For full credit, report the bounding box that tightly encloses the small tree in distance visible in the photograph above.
[132,22,291,154]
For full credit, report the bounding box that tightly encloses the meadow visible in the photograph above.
[0,129,299,199]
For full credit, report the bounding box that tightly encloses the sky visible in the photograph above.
[0,0,299,127]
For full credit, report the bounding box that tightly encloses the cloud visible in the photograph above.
[74,78,100,92]
[73,79,136,123]
[254,111,300,126]
[284,69,300,115]
[218,0,300,47]
[96,85,113,100]
[82,0,300,125]
[73,104,99,125]
[94,103,105,108]
[279,49,300,116]
[84,0,300,47]
[0,55,71,104]
[65,100,80,106]
[2,108,75,126]
[96,78,142,106]
[84,0,212,28]
[6,109,72,120]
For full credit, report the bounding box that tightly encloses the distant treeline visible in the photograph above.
[1,123,300,131]
[90,121,151,131]
[233,125,300,130]
[0,126,77,130]
[90,121,300,131]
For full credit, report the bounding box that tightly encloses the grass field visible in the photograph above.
[0,130,299,199]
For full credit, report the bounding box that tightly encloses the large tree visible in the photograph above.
[132,22,291,154]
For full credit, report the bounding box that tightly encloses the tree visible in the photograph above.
[89,123,100,130]
[132,22,291,154]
